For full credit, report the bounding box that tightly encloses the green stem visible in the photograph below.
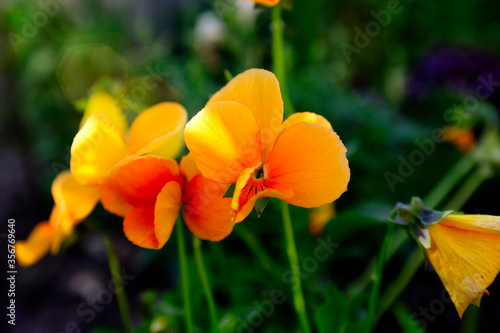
[423,151,476,208]
[101,234,133,333]
[392,301,427,333]
[443,166,491,210]
[364,223,395,333]
[176,219,195,333]
[272,6,295,117]
[235,224,275,274]
[281,201,311,333]
[193,236,219,332]
[376,247,424,318]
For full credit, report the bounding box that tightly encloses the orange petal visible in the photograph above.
[50,206,77,254]
[123,182,181,249]
[241,0,281,6]
[207,69,283,160]
[426,223,500,317]
[128,102,188,159]
[154,181,182,247]
[280,112,333,133]
[180,153,201,183]
[80,91,128,136]
[112,156,182,205]
[440,215,500,236]
[123,204,158,249]
[231,167,293,223]
[71,114,127,185]
[182,175,235,241]
[98,180,133,217]
[308,203,336,236]
[184,101,262,183]
[265,122,350,208]
[16,222,54,267]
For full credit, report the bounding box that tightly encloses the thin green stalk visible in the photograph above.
[101,234,133,333]
[422,150,476,208]
[443,167,491,210]
[176,219,195,333]
[392,301,426,333]
[193,236,219,332]
[235,224,274,273]
[377,247,424,318]
[281,201,312,333]
[272,6,295,116]
[460,306,479,333]
[364,223,395,333]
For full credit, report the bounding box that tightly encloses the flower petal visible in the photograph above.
[184,101,262,183]
[241,0,281,6]
[71,114,127,185]
[280,112,333,133]
[231,167,293,223]
[16,222,54,267]
[308,203,336,236]
[51,171,100,222]
[129,102,188,159]
[98,180,133,217]
[123,204,158,249]
[265,122,350,208]
[182,175,234,241]
[426,222,500,317]
[80,91,128,136]
[154,181,182,248]
[207,69,283,160]
[112,156,182,205]
[180,153,200,183]
[441,215,500,236]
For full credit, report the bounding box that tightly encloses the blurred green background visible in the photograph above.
[2,0,500,332]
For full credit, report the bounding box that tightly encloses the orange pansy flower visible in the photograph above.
[425,214,500,317]
[16,171,99,266]
[17,92,187,265]
[106,153,234,248]
[184,69,350,222]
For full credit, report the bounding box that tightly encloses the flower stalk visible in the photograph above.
[176,218,195,333]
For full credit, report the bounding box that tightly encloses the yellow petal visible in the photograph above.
[180,153,200,183]
[16,222,54,267]
[280,112,333,133]
[441,215,500,236]
[128,102,188,159]
[51,171,100,222]
[71,114,128,185]
[185,101,262,183]
[426,222,500,317]
[207,69,283,161]
[80,91,128,136]
[265,122,350,208]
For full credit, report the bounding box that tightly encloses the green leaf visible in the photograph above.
[254,197,270,218]
[222,183,236,198]
[315,284,350,333]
